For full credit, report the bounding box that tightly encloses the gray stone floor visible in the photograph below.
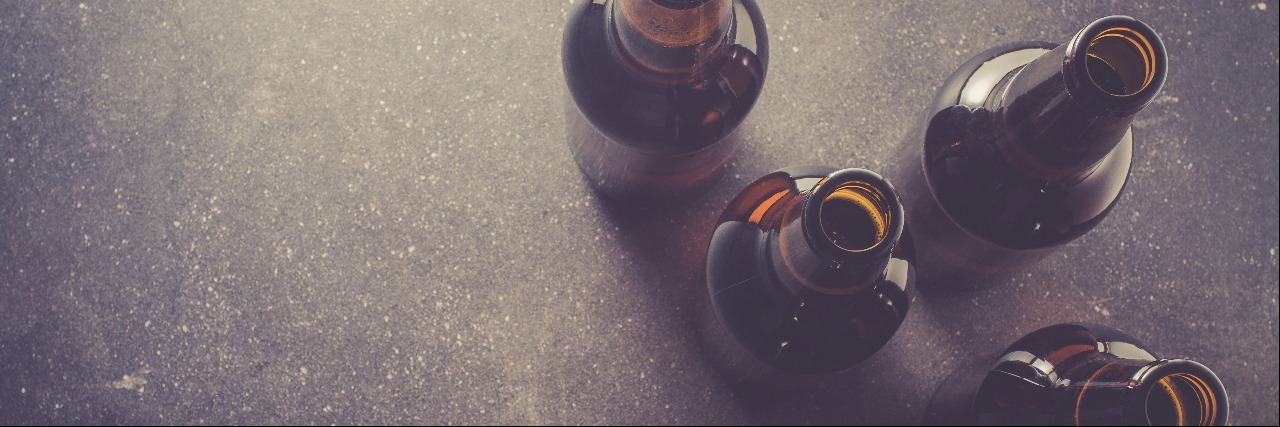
[1,1,1276,424]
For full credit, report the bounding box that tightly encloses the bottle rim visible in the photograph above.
[1126,358,1230,426]
[801,168,904,265]
[1063,15,1168,117]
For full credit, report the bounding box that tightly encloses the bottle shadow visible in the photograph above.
[582,172,732,326]
[575,121,759,324]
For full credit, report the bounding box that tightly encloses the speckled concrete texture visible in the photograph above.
[1,1,1276,424]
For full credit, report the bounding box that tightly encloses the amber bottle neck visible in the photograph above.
[610,0,734,77]
[1053,356,1228,426]
[769,169,904,296]
[994,16,1166,183]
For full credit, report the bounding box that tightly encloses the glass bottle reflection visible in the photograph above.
[563,0,768,201]
[700,167,913,384]
[891,16,1167,289]
[926,323,1228,426]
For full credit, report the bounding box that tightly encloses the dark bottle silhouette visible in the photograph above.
[563,0,768,201]
[891,16,1167,289]
[925,323,1228,426]
[700,167,913,384]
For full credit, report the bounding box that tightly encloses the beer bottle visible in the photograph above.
[892,16,1166,289]
[563,0,768,201]
[926,323,1228,425]
[702,167,913,381]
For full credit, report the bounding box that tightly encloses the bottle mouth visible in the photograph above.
[820,182,891,252]
[803,169,903,263]
[1132,359,1229,426]
[650,0,712,9]
[1085,26,1158,96]
[1065,16,1167,115]
[617,0,730,48]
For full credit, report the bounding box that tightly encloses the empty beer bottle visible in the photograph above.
[925,323,1228,425]
[563,0,768,201]
[891,16,1167,289]
[701,167,913,382]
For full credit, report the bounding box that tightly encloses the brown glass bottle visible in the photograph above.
[891,16,1167,289]
[700,167,913,381]
[563,0,768,201]
[925,323,1229,425]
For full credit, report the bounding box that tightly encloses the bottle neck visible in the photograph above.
[1055,356,1228,426]
[610,0,734,77]
[993,16,1166,183]
[768,169,904,296]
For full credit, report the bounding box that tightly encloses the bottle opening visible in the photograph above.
[651,0,711,9]
[618,0,729,48]
[1144,373,1221,426]
[819,182,891,252]
[1086,26,1157,96]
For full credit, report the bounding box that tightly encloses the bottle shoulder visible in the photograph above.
[705,225,913,374]
[716,165,832,224]
[919,108,1132,250]
[563,0,768,154]
[931,41,1057,114]
[1000,323,1155,363]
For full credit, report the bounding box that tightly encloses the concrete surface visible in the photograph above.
[1,1,1276,424]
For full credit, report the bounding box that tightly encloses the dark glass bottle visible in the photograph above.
[701,167,913,381]
[563,0,768,201]
[891,16,1167,289]
[926,323,1229,426]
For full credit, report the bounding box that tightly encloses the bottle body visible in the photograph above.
[926,323,1229,426]
[563,0,768,201]
[893,16,1165,289]
[701,166,913,381]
